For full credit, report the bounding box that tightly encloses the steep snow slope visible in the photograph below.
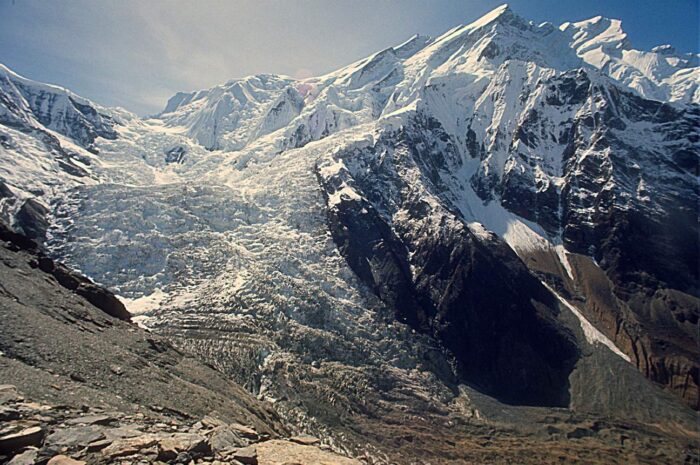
[159,75,300,150]
[0,64,222,233]
[0,64,123,150]
[0,65,125,238]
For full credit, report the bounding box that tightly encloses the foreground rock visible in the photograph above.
[6,447,39,465]
[46,455,86,465]
[257,440,361,465]
[0,426,44,454]
[289,434,320,446]
[0,382,361,465]
[232,445,258,465]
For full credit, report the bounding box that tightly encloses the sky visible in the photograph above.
[1,0,697,115]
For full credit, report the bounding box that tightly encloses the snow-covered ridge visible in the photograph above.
[158,74,298,150]
[151,4,697,155]
[0,4,694,263]
[0,64,134,129]
[0,4,694,270]
[560,16,699,103]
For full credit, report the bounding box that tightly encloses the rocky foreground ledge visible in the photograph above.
[0,384,358,464]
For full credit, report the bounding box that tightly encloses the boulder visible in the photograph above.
[101,426,143,441]
[15,198,49,242]
[200,415,227,429]
[65,414,117,426]
[209,426,247,454]
[85,438,113,452]
[229,423,259,440]
[6,447,38,465]
[46,455,86,465]
[45,426,105,448]
[157,432,212,459]
[17,401,51,413]
[0,385,22,405]
[101,435,158,459]
[233,446,258,465]
[0,406,19,421]
[0,426,44,454]
[289,435,320,446]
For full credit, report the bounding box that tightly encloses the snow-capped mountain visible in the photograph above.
[0,4,697,462]
[0,63,121,151]
[561,16,699,103]
[159,75,301,150]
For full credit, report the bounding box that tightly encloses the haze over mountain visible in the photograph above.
[0,4,697,464]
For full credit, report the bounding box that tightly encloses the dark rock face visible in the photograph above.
[0,180,14,199]
[557,95,699,409]
[33,255,132,322]
[405,227,576,407]
[576,255,698,410]
[463,65,700,409]
[165,146,187,164]
[316,120,578,407]
[13,85,117,152]
[0,219,39,251]
[15,198,50,242]
[558,93,699,296]
[0,221,131,322]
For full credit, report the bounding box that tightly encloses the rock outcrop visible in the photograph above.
[0,221,131,322]
[316,123,579,407]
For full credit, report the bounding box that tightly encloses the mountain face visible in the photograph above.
[315,120,579,407]
[0,4,698,463]
[0,64,118,151]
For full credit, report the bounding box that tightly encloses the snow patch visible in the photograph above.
[502,220,551,253]
[555,245,574,280]
[119,288,167,315]
[543,283,631,362]
[328,184,362,206]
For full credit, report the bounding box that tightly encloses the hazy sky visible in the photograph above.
[1,0,697,115]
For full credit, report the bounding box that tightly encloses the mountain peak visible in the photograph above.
[561,15,629,53]
[651,44,677,55]
[426,4,531,58]
[464,4,527,31]
[472,3,510,24]
[393,33,433,59]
